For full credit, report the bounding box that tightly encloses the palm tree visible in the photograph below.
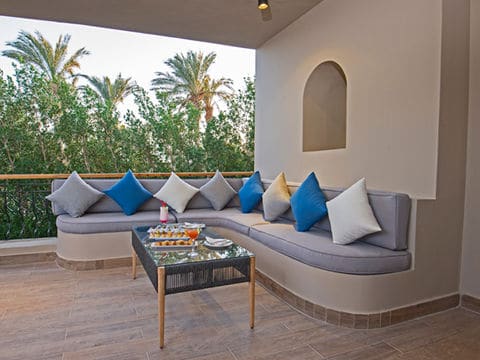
[151,51,233,122]
[79,73,138,106]
[203,76,234,122]
[2,30,89,83]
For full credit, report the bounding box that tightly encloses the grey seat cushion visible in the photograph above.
[56,211,177,234]
[174,208,269,235]
[249,223,411,275]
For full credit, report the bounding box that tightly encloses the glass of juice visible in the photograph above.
[184,225,200,257]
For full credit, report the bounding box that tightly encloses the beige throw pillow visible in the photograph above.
[262,172,291,221]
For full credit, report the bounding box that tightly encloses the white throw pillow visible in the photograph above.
[326,178,381,245]
[154,172,199,213]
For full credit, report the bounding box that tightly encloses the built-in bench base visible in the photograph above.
[56,255,131,271]
[256,269,460,329]
[57,230,132,262]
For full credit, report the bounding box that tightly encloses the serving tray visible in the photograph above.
[146,236,191,242]
[148,239,194,249]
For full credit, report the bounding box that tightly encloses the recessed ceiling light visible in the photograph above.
[258,0,269,11]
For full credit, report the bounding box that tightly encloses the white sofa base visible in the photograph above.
[56,230,132,262]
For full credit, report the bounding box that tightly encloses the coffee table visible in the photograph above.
[131,225,255,348]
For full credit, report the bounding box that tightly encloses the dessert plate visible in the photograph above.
[204,236,233,248]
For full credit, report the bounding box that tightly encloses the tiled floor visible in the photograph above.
[1,261,480,360]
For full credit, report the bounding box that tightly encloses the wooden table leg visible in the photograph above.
[249,256,255,329]
[158,267,166,348]
[132,248,137,280]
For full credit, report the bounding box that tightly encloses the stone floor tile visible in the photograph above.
[1,261,480,360]
[326,342,398,360]
[384,321,458,352]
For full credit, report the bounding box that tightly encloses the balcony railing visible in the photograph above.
[0,171,252,240]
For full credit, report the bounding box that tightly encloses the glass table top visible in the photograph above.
[133,225,254,267]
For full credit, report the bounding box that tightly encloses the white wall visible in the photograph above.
[255,0,472,308]
[256,0,442,199]
[461,0,480,298]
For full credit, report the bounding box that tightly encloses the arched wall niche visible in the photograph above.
[303,61,347,152]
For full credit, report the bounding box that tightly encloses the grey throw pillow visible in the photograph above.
[262,172,291,221]
[200,170,237,211]
[46,171,103,217]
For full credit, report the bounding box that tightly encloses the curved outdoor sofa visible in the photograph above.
[52,178,410,274]
[51,176,432,327]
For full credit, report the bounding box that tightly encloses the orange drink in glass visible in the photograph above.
[184,224,201,257]
[185,228,199,242]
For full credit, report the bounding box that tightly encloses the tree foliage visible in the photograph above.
[0,64,255,175]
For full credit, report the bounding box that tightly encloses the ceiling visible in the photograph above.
[0,0,323,49]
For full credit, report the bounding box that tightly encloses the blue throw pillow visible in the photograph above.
[104,170,152,216]
[239,171,264,213]
[291,172,327,231]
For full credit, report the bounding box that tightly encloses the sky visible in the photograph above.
[0,15,256,101]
